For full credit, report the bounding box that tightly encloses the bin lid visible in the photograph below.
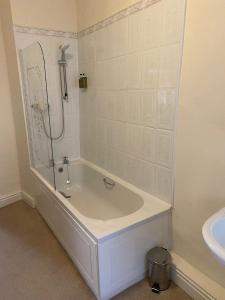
[147,247,171,265]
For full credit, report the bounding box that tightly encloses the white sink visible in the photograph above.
[202,208,225,266]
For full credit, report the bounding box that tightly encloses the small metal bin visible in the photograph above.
[147,247,171,293]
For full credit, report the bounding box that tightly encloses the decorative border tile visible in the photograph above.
[78,0,161,38]
[14,0,161,39]
[14,25,78,39]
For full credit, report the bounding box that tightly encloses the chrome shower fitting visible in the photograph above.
[58,44,70,102]
[30,42,70,141]
[63,156,71,185]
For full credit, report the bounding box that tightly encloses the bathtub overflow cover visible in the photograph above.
[103,177,115,189]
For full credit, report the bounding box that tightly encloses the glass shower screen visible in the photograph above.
[20,42,55,187]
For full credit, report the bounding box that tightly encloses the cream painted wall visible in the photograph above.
[11,0,141,33]
[0,0,36,198]
[76,0,139,31]
[0,21,20,196]
[10,0,77,32]
[174,0,225,288]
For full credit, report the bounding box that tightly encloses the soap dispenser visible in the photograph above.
[79,73,88,89]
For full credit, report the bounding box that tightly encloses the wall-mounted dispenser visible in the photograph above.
[79,73,88,89]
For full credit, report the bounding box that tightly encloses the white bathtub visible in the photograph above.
[33,159,171,300]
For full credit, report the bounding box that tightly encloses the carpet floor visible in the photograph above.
[0,201,192,300]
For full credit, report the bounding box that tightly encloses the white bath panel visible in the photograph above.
[53,201,99,296]
[98,214,170,299]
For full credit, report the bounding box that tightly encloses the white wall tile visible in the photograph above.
[156,130,173,167]
[78,36,85,63]
[157,89,176,129]
[96,91,108,118]
[107,149,125,179]
[85,119,96,162]
[78,34,96,63]
[128,10,143,53]
[110,18,129,58]
[81,117,97,162]
[124,156,142,187]
[115,122,127,152]
[96,91,117,120]
[79,0,185,205]
[96,145,107,169]
[142,1,164,49]
[106,120,114,149]
[141,127,156,163]
[163,6,185,45]
[159,44,181,88]
[127,91,141,124]
[155,166,173,204]
[85,34,96,62]
[112,56,128,90]
[95,61,106,89]
[141,48,160,89]
[115,91,128,122]
[95,28,108,61]
[127,124,142,157]
[106,93,117,120]
[140,161,156,194]
[96,118,108,148]
[141,91,157,127]
[106,120,127,152]
[127,53,142,89]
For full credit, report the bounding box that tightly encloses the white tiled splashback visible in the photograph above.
[15,31,80,165]
[79,0,186,204]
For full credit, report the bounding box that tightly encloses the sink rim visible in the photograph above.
[202,207,225,265]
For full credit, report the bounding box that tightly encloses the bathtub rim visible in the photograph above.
[31,159,172,242]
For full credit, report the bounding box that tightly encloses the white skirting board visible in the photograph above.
[0,192,22,208]
[171,252,225,300]
[21,191,36,208]
[0,191,35,209]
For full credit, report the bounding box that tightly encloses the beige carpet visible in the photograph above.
[0,201,192,300]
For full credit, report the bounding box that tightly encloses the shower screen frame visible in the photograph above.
[20,41,56,189]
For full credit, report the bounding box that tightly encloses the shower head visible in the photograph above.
[60,44,70,51]
[58,44,70,64]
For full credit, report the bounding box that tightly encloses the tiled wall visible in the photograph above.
[15,31,80,167]
[79,0,186,204]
